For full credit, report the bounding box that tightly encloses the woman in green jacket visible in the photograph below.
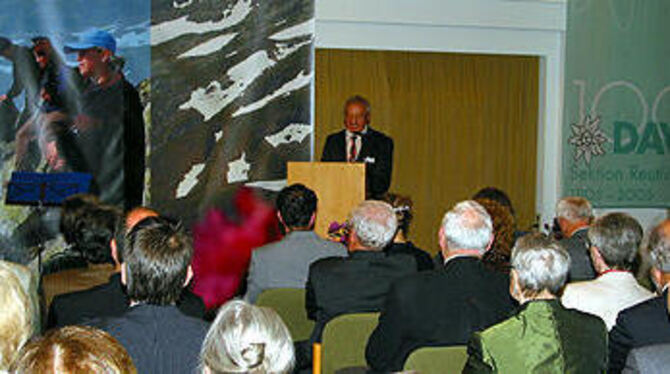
[463,233,608,373]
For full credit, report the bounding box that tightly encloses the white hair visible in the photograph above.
[441,200,493,252]
[201,300,294,374]
[349,200,397,250]
[511,234,570,295]
[556,197,593,222]
[649,221,670,273]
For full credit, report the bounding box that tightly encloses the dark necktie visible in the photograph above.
[348,134,359,162]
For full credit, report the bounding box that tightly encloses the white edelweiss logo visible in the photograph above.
[568,115,611,165]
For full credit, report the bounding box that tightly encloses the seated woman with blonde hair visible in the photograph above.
[0,265,33,372]
[11,325,136,373]
[201,299,294,374]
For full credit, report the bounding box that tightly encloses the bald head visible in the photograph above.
[126,207,158,232]
[650,220,670,273]
[112,207,159,266]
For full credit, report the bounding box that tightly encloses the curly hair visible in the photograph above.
[476,198,516,271]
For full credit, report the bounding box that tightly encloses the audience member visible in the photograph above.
[0,266,33,371]
[382,193,434,271]
[42,203,120,308]
[462,234,607,373]
[475,197,516,273]
[300,200,416,369]
[623,343,670,374]
[609,219,670,373]
[201,299,294,374]
[0,260,39,337]
[562,213,653,330]
[472,187,515,218]
[11,325,136,373]
[366,200,515,373]
[41,193,100,275]
[244,184,346,303]
[48,207,205,328]
[556,196,596,281]
[90,215,209,374]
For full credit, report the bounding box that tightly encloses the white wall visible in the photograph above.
[314,0,667,231]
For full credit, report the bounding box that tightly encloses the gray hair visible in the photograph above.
[441,200,493,252]
[588,213,643,269]
[349,200,397,250]
[201,300,294,374]
[344,95,371,115]
[556,197,593,222]
[511,234,570,296]
[649,220,670,273]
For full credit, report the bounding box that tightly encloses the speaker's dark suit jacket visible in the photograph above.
[365,256,516,373]
[47,273,205,329]
[91,304,209,374]
[306,250,416,343]
[609,291,670,373]
[321,128,393,197]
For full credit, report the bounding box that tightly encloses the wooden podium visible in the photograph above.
[287,162,366,238]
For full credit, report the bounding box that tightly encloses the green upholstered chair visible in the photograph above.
[255,288,314,341]
[403,346,468,374]
[321,312,380,374]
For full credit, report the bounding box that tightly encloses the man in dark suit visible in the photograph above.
[609,219,670,373]
[321,95,393,198]
[90,215,209,374]
[48,207,205,328]
[556,196,596,281]
[295,200,416,370]
[366,200,516,373]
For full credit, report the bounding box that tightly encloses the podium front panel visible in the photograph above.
[287,162,365,238]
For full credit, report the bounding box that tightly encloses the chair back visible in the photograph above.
[321,312,380,374]
[255,288,314,341]
[403,346,468,374]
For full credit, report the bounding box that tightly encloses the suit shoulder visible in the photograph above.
[52,281,109,304]
[618,295,663,321]
[369,128,393,142]
[390,269,443,295]
[567,306,608,328]
[325,130,345,141]
[310,256,347,270]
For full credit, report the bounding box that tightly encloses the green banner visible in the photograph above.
[563,0,670,207]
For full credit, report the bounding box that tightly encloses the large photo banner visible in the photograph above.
[562,0,670,208]
[0,0,314,263]
[150,0,314,224]
[0,1,150,262]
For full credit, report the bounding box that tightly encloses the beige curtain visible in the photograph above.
[315,49,539,254]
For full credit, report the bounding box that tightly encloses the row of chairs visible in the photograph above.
[255,288,468,374]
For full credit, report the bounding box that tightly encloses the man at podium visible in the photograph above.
[321,95,393,198]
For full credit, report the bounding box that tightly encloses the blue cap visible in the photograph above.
[64,29,116,54]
